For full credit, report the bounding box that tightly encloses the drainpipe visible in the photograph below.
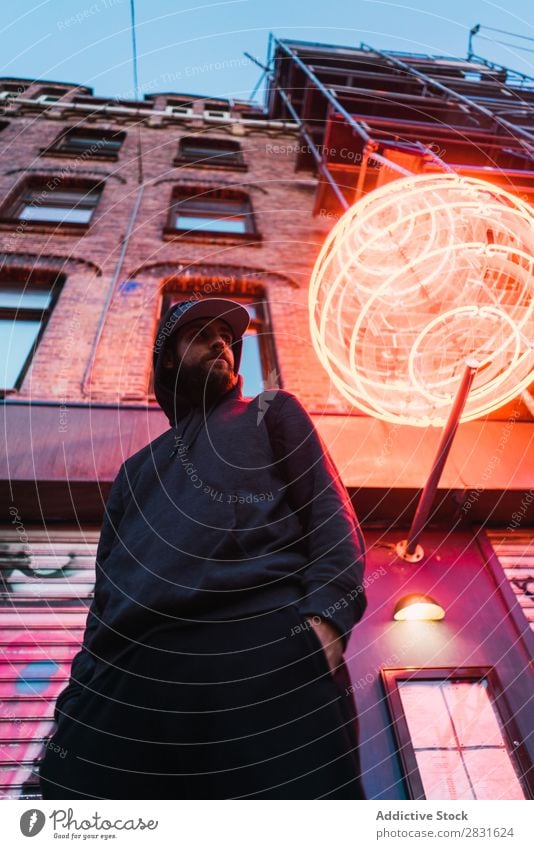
[81,183,144,395]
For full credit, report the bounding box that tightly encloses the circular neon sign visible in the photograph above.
[309,174,534,425]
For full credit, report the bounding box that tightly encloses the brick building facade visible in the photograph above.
[0,80,336,407]
[0,39,533,800]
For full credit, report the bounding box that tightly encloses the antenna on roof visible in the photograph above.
[467,24,480,60]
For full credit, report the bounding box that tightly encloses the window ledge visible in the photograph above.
[38,148,120,162]
[172,158,247,172]
[0,217,90,235]
[162,226,262,246]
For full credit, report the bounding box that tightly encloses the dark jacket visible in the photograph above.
[55,309,367,720]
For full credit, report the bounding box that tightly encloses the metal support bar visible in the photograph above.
[367,150,414,176]
[355,144,372,199]
[244,52,270,73]
[469,52,534,88]
[277,88,350,211]
[274,37,454,176]
[471,53,534,91]
[396,360,479,562]
[273,37,457,203]
[273,37,371,146]
[361,42,534,152]
[414,140,456,174]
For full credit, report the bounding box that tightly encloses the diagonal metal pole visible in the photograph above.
[277,88,350,211]
[396,359,479,562]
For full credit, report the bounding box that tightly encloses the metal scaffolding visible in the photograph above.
[266,36,534,214]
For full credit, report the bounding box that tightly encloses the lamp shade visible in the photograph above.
[393,594,445,621]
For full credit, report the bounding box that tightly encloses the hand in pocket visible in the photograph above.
[304,617,344,674]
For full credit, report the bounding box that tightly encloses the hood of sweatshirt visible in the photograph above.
[152,301,246,436]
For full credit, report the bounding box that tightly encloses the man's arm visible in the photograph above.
[268,392,367,656]
[53,465,127,723]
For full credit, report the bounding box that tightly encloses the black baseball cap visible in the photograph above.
[155,298,250,351]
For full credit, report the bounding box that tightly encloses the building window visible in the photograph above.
[165,98,194,117]
[0,270,63,390]
[157,291,277,398]
[0,83,28,94]
[382,667,532,800]
[36,87,68,103]
[165,187,259,242]
[43,127,126,160]
[0,83,27,103]
[203,100,231,120]
[0,177,103,229]
[239,301,276,396]
[174,136,246,170]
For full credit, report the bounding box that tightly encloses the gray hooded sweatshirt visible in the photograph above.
[54,305,367,720]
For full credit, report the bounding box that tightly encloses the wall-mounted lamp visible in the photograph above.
[393,594,445,622]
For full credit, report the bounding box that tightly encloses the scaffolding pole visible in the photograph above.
[361,42,534,152]
[273,37,455,178]
[396,360,479,562]
[277,89,350,211]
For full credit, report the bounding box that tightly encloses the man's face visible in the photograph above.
[163,316,238,404]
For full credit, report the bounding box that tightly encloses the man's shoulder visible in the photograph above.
[122,428,174,472]
[254,387,303,413]
[264,389,310,416]
[251,387,304,429]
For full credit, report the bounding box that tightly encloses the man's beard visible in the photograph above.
[175,358,238,408]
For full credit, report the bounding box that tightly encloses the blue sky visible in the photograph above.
[1,0,533,104]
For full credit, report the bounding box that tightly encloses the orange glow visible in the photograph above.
[309,174,534,426]
[393,594,446,621]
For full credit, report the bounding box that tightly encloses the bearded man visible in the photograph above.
[39,297,367,800]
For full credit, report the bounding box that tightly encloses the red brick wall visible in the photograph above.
[0,90,349,413]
